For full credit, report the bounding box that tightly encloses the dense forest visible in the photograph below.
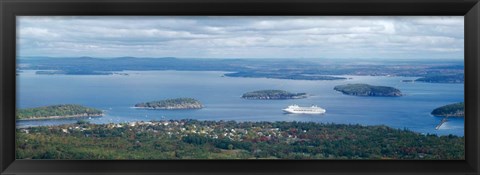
[135,98,203,110]
[334,84,402,97]
[16,104,103,120]
[242,90,307,100]
[431,102,464,117]
[16,120,464,159]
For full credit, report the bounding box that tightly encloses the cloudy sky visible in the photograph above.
[17,16,464,59]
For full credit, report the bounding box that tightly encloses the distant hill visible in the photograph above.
[334,84,402,97]
[242,90,307,100]
[18,57,249,73]
[431,102,464,117]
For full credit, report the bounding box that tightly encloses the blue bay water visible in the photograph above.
[16,70,464,136]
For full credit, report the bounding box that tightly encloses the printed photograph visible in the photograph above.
[16,16,464,159]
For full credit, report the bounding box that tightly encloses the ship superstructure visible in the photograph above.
[282,105,326,114]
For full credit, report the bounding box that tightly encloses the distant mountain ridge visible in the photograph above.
[17,56,465,83]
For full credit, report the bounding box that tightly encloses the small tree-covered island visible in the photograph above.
[431,102,464,117]
[16,104,103,120]
[242,90,307,100]
[135,98,203,110]
[334,84,403,97]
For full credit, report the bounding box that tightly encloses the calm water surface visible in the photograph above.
[16,70,464,136]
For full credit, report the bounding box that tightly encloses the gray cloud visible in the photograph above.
[17,16,463,59]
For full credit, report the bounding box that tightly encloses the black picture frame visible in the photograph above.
[1,0,479,174]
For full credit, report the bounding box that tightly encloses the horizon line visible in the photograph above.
[17,56,464,61]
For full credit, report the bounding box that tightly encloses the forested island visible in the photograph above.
[242,90,307,100]
[334,84,402,97]
[16,104,103,120]
[16,120,464,159]
[135,98,203,110]
[431,102,464,117]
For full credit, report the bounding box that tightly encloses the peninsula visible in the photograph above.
[135,98,203,110]
[334,84,402,97]
[416,74,464,84]
[36,70,112,75]
[431,102,464,117]
[242,90,307,100]
[225,71,346,81]
[16,104,103,120]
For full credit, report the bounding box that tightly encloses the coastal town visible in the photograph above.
[17,119,464,159]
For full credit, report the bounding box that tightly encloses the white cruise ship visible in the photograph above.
[282,104,326,114]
